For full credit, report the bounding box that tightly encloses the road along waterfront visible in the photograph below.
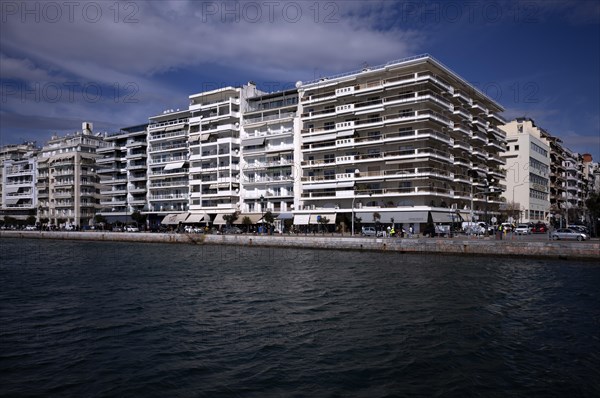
[1,230,598,260]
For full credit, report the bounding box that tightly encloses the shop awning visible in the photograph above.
[354,211,429,224]
[277,213,294,220]
[242,137,265,147]
[185,212,208,223]
[309,212,336,224]
[233,214,263,224]
[163,161,186,171]
[459,211,477,222]
[430,211,462,223]
[212,213,228,225]
[161,213,189,225]
[293,214,311,225]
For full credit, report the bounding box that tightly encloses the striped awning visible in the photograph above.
[185,212,208,223]
[309,213,336,224]
[161,213,189,225]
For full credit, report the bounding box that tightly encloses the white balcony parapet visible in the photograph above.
[335,86,354,96]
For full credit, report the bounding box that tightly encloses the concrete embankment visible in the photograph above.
[2,230,599,260]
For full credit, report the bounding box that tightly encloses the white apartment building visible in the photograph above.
[146,109,190,228]
[500,118,551,224]
[1,155,38,221]
[295,54,506,233]
[97,124,148,223]
[0,142,38,221]
[37,123,108,227]
[187,84,259,226]
[240,88,299,227]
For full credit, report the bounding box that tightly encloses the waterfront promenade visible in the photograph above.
[1,230,598,260]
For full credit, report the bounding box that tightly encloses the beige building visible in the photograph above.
[37,123,108,228]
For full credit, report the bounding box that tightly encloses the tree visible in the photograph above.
[26,215,37,225]
[242,216,252,232]
[373,211,381,232]
[318,216,330,234]
[130,211,146,226]
[223,211,240,227]
[263,211,275,234]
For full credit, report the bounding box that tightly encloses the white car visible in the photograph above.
[514,224,531,235]
[24,225,37,231]
[125,225,140,232]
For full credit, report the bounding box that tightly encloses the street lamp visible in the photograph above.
[260,194,265,234]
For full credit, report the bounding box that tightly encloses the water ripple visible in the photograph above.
[1,239,599,397]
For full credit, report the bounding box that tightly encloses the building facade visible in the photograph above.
[1,151,38,222]
[500,118,551,224]
[240,88,299,226]
[37,123,107,228]
[96,124,149,224]
[295,55,506,232]
[146,109,191,227]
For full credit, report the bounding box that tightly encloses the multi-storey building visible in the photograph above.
[295,54,506,233]
[240,88,299,227]
[563,148,585,224]
[542,133,567,219]
[187,84,260,226]
[1,150,38,222]
[37,123,107,228]
[0,142,39,220]
[96,124,149,224]
[500,118,551,223]
[146,109,191,227]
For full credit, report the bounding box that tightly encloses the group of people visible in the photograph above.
[384,225,414,238]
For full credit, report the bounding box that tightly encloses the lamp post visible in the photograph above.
[260,194,264,235]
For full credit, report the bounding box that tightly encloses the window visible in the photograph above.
[515,145,520,151]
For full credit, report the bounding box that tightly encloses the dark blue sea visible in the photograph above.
[1,238,599,397]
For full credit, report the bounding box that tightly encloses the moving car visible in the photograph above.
[551,228,588,241]
[514,224,531,235]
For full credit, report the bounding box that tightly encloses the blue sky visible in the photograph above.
[1,0,599,160]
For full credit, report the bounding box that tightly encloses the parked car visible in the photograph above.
[223,226,243,234]
[112,226,123,232]
[551,228,588,241]
[531,223,548,234]
[361,226,375,236]
[24,225,37,231]
[514,224,531,235]
[125,225,140,232]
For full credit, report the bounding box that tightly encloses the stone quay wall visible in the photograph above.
[2,231,599,260]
